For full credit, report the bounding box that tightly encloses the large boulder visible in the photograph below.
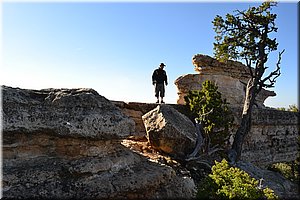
[142,104,197,158]
[2,86,135,139]
[2,86,196,199]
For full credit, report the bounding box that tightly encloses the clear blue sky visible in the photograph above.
[1,1,298,108]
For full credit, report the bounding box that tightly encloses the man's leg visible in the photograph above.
[159,84,165,103]
[155,84,159,103]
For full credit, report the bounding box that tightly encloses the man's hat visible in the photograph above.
[160,63,166,67]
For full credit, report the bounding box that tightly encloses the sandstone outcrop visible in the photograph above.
[175,54,276,108]
[111,101,158,141]
[3,86,135,139]
[142,104,197,158]
[2,85,298,199]
[237,108,299,167]
[114,101,299,168]
[2,86,196,199]
[192,53,253,82]
[114,101,299,199]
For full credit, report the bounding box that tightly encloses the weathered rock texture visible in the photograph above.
[111,101,159,141]
[175,54,276,108]
[3,85,298,199]
[142,104,197,158]
[3,86,135,139]
[2,86,196,199]
[111,101,193,142]
[192,53,253,82]
[237,108,299,167]
[114,101,299,168]
[114,102,299,198]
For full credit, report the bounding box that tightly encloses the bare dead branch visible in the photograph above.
[260,49,284,88]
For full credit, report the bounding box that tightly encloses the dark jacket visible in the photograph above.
[152,68,168,84]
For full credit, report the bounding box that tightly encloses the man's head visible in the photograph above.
[159,63,166,69]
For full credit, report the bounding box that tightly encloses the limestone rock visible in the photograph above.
[240,108,299,167]
[175,54,276,108]
[112,101,160,141]
[192,53,252,82]
[2,86,135,140]
[2,86,197,199]
[175,74,246,106]
[121,108,147,140]
[142,104,197,157]
[113,101,298,168]
[3,132,196,199]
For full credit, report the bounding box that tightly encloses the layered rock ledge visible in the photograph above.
[2,86,196,199]
[113,101,299,168]
[2,85,298,199]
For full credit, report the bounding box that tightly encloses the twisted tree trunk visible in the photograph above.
[229,78,257,163]
[187,119,204,159]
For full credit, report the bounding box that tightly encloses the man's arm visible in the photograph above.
[165,71,168,85]
[152,70,157,85]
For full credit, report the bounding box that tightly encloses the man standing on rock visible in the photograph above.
[152,62,168,104]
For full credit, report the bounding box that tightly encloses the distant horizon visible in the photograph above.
[1,1,298,108]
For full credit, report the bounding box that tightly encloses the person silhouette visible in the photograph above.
[152,63,168,104]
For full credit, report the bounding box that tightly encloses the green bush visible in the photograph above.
[269,136,300,183]
[184,80,233,151]
[197,159,278,199]
[276,104,299,112]
[269,162,298,181]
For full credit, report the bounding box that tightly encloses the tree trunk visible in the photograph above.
[229,78,257,163]
[187,120,204,158]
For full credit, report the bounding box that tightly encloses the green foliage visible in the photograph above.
[211,0,283,163]
[269,136,300,182]
[276,107,287,111]
[184,80,233,149]
[212,1,278,63]
[269,162,299,181]
[276,104,299,112]
[288,104,299,112]
[197,159,278,199]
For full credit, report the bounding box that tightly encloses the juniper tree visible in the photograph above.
[184,80,233,157]
[212,1,284,163]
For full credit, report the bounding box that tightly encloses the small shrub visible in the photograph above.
[269,161,299,182]
[197,159,278,199]
[269,136,300,182]
[184,80,234,152]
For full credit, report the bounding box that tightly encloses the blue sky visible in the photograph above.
[1,1,298,108]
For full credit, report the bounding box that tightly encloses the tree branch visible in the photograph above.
[186,109,214,160]
[260,49,284,88]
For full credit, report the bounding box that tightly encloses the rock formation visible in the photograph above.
[3,86,135,139]
[142,104,197,158]
[114,101,299,199]
[175,54,276,108]
[232,107,299,167]
[114,102,299,168]
[2,84,298,199]
[2,86,196,199]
